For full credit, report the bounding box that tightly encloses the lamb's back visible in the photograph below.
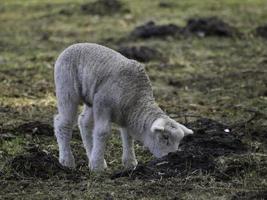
[55,43,151,103]
[57,43,129,69]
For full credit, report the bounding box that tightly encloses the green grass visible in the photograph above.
[0,0,267,199]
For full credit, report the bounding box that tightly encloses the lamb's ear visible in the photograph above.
[176,122,194,136]
[151,118,165,133]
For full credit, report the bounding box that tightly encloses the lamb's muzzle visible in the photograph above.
[54,43,193,172]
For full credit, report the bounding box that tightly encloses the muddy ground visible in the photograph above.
[111,118,248,180]
[0,0,267,199]
[118,45,163,62]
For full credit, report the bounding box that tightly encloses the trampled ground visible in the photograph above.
[0,0,267,199]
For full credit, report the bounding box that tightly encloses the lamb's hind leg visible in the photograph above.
[120,128,138,169]
[78,105,94,167]
[54,93,79,169]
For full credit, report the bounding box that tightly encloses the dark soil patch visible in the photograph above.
[231,190,267,200]
[129,17,239,40]
[250,130,267,143]
[111,118,247,180]
[183,17,239,37]
[184,118,246,156]
[16,121,54,136]
[255,25,267,39]
[118,46,163,62]
[80,0,129,16]
[4,146,84,180]
[130,21,182,39]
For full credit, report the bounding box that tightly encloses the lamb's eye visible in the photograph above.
[162,134,168,140]
[162,134,170,145]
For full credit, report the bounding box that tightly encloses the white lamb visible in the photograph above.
[54,43,193,172]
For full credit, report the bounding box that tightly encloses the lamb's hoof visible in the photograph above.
[90,159,107,172]
[123,158,138,170]
[59,153,76,169]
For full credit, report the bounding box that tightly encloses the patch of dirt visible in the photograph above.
[111,118,247,180]
[4,146,84,180]
[183,17,239,37]
[129,17,239,40]
[16,121,54,136]
[118,46,163,62]
[184,118,247,156]
[231,190,267,200]
[250,130,267,143]
[255,25,267,39]
[130,21,182,39]
[80,0,129,16]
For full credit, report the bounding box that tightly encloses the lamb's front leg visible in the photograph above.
[120,128,138,169]
[90,107,111,172]
[78,105,94,167]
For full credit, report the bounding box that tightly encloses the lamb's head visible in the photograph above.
[144,118,193,158]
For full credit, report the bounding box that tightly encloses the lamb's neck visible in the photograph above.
[126,99,167,137]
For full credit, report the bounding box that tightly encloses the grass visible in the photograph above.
[0,0,267,199]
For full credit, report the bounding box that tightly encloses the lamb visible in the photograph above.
[54,43,193,172]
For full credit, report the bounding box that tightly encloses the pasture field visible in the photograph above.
[0,0,266,199]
